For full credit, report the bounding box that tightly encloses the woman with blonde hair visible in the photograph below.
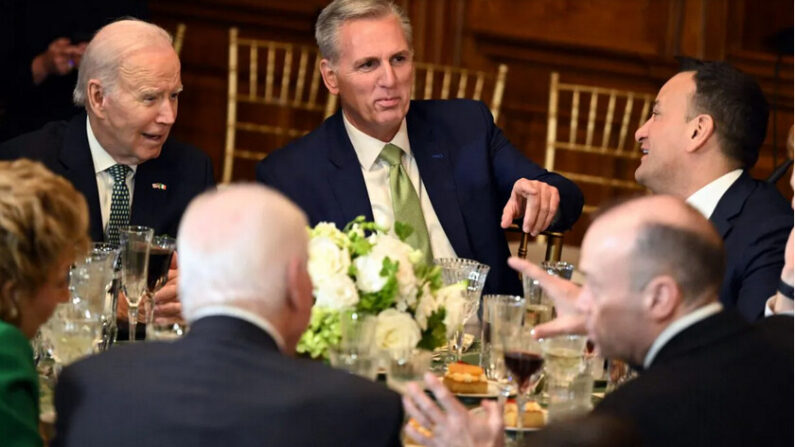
[0,159,90,445]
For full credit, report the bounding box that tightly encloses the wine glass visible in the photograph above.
[434,258,490,362]
[502,326,544,441]
[118,226,153,343]
[145,235,179,340]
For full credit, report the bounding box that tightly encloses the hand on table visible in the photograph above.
[403,373,504,447]
[507,256,586,338]
[500,179,560,236]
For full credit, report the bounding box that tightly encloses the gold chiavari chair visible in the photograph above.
[173,23,186,56]
[412,62,508,123]
[545,72,654,214]
[222,28,338,183]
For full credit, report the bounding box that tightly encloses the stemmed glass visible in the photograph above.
[145,235,178,340]
[70,243,120,351]
[502,326,544,441]
[119,226,153,343]
[435,258,490,362]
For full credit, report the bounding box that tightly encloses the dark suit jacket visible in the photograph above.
[52,316,404,447]
[0,113,215,240]
[256,100,584,295]
[710,172,792,320]
[594,311,793,447]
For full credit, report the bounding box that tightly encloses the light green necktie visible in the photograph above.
[380,143,433,264]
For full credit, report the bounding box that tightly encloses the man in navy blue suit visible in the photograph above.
[256,0,583,296]
[0,19,214,329]
[633,60,792,320]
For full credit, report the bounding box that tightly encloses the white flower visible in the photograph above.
[437,283,467,338]
[353,251,389,293]
[370,235,419,307]
[308,236,350,281]
[310,222,348,246]
[314,274,359,310]
[374,309,422,351]
[413,284,438,331]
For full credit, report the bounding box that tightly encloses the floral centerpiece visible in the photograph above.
[298,217,466,359]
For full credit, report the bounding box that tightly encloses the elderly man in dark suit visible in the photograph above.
[633,60,792,321]
[405,195,792,447]
[53,184,404,447]
[0,19,214,327]
[256,0,583,296]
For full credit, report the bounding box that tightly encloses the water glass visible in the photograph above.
[328,347,379,380]
[434,258,490,362]
[71,243,119,351]
[522,275,553,327]
[480,294,525,381]
[541,261,575,280]
[540,334,588,385]
[339,310,377,351]
[386,348,432,394]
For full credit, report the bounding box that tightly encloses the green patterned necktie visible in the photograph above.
[106,164,132,247]
[379,143,433,264]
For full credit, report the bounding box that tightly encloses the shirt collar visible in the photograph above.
[188,305,286,352]
[86,116,138,174]
[686,169,742,218]
[643,301,723,368]
[342,112,410,170]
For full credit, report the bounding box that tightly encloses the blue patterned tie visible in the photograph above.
[106,164,132,247]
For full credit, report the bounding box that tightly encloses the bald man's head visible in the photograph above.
[177,185,312,351]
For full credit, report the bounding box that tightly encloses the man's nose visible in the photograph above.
[379,63,397,87]
[157,100,177,125]
[635,118,650,142]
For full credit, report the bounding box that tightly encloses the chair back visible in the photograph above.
[545,72,653,213]
[412,62,508,123]
[223,28,338,183]
[173,23,186,55]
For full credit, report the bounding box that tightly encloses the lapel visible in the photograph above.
[709,171,754,239]
[130,151,172,234]
[650,310,747,368]
[407,105,474,258]
[326,111,375,225]
[57,114,104,241]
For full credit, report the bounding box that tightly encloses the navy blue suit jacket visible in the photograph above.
[53,316,404,447]
[0,113,215,240]
[709,172,792,320]
[595,311,793,447]
[256,100,584,295]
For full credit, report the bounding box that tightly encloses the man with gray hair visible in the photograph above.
[52,184,404,447]
[0,19,214,334]
[257,0,583,296]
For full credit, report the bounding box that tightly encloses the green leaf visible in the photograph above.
[394,221,414,242]
[356,258,399,314]
[418,308,447,351]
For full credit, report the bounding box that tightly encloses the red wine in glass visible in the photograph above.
[147,247,174,292]
[504,351,544,391]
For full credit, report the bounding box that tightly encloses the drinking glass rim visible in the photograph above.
[118,225,154,235]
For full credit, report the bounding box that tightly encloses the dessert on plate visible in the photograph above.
[442,362,488,394]
[503,400,546,429]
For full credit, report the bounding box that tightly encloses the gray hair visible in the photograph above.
[73,19,173,106]
[315,0,413,64]
[177,184,309,322]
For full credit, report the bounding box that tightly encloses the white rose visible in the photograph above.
[375,309,422,351]
[308,236,350,281]
[370,235,418,307]
[353,252,388,293]
[314,274,359,310]
[414,284,438,331]
[310,222,347,246]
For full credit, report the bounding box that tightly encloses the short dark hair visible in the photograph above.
[629,222,725,304]
[678,58,769,169]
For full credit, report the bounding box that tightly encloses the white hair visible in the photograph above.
[315,0,412,64]
[73,19,173,106]
[177,184,309,322]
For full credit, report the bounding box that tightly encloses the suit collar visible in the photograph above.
[708,171,755,238]
[327,110,375,224]
[649,310,748,368]
[58,113,104,241]
[406,104,474,258]
[643,302,723,368]
[186,315,281,352]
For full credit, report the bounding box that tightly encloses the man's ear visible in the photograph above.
[86,79,107,119]
[285,257,310,313]
[685,114,715,154]
[319,59,339,95]
[642,275,681,322]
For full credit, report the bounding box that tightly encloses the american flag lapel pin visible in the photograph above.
[152,183,167,191]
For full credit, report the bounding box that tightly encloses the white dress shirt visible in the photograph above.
[686,169,743,218]
[189,305,286,352]
[643,301,723,368]
[86,117,137,232]
[342,113,456,259]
